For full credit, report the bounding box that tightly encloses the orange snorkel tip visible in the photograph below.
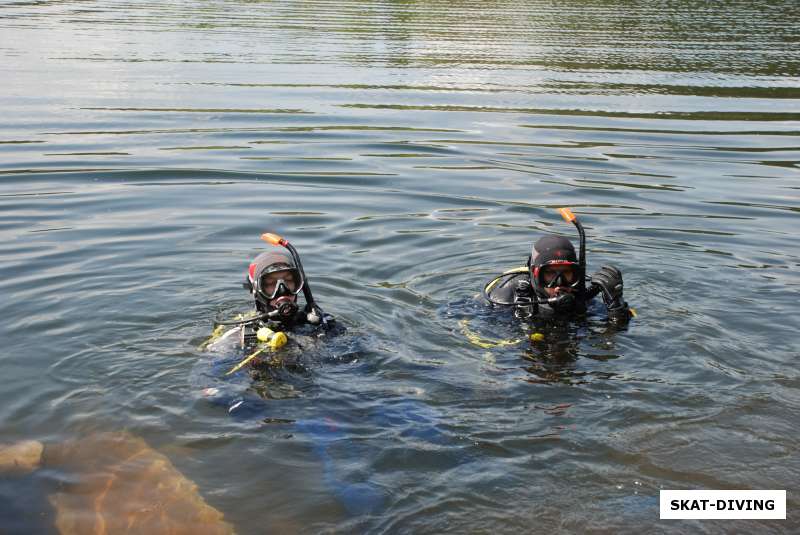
[557,207,586,293]
[261,232,288,247]
[559,207,576,223]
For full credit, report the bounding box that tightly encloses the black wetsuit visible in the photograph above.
[484,269,630,323]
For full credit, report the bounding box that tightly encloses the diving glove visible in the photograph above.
[590,265,631,322]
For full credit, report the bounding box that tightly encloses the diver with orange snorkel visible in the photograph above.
[482,208,633,324]
[204,232,339,370]
[217,232,335,344]
[198,233,397,517]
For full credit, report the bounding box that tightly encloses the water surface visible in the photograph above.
[1,1,799,532]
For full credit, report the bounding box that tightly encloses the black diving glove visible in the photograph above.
[590,265,631,322]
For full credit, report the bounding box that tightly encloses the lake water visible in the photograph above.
[1,0,799,532]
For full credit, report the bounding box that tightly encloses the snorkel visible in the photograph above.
[261,233,326,325]
[558,207,587,296]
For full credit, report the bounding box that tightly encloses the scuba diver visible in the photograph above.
[197,233,396,517]
[482,208,633,324]
[207,232,337,357]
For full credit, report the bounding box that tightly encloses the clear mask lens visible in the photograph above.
[259,269,303,299]
[541,265,579,288]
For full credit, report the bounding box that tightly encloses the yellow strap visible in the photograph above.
[459,319,521,349]
[225,347,267,376]
[484,277,502,292]
[485,266,528,292]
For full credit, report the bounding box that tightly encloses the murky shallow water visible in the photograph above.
[1,1,799,532]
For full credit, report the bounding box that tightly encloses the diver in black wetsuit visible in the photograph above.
[207,232,338,362]
[482,208,632,325]
[197,235,398,517]
[239,235,336,342]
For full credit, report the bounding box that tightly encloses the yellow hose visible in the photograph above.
[459,319,521,349]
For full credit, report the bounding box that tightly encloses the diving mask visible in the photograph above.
[540,263,580,289]
[257,267,304,300]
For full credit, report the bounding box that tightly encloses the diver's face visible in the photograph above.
[541,265,577,297]
[261,269,299,308]
[262,269,298,293]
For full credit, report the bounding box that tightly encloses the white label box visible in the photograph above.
[660,490,786,520]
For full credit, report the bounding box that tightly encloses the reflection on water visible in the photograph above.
[1,0,799,533]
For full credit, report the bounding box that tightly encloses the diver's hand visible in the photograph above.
[607,302,631,324]
[591,265,631,322]
[591,265,623,305]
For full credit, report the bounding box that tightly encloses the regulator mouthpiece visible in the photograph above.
[272,296,298,319]
[547,292,576,312]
